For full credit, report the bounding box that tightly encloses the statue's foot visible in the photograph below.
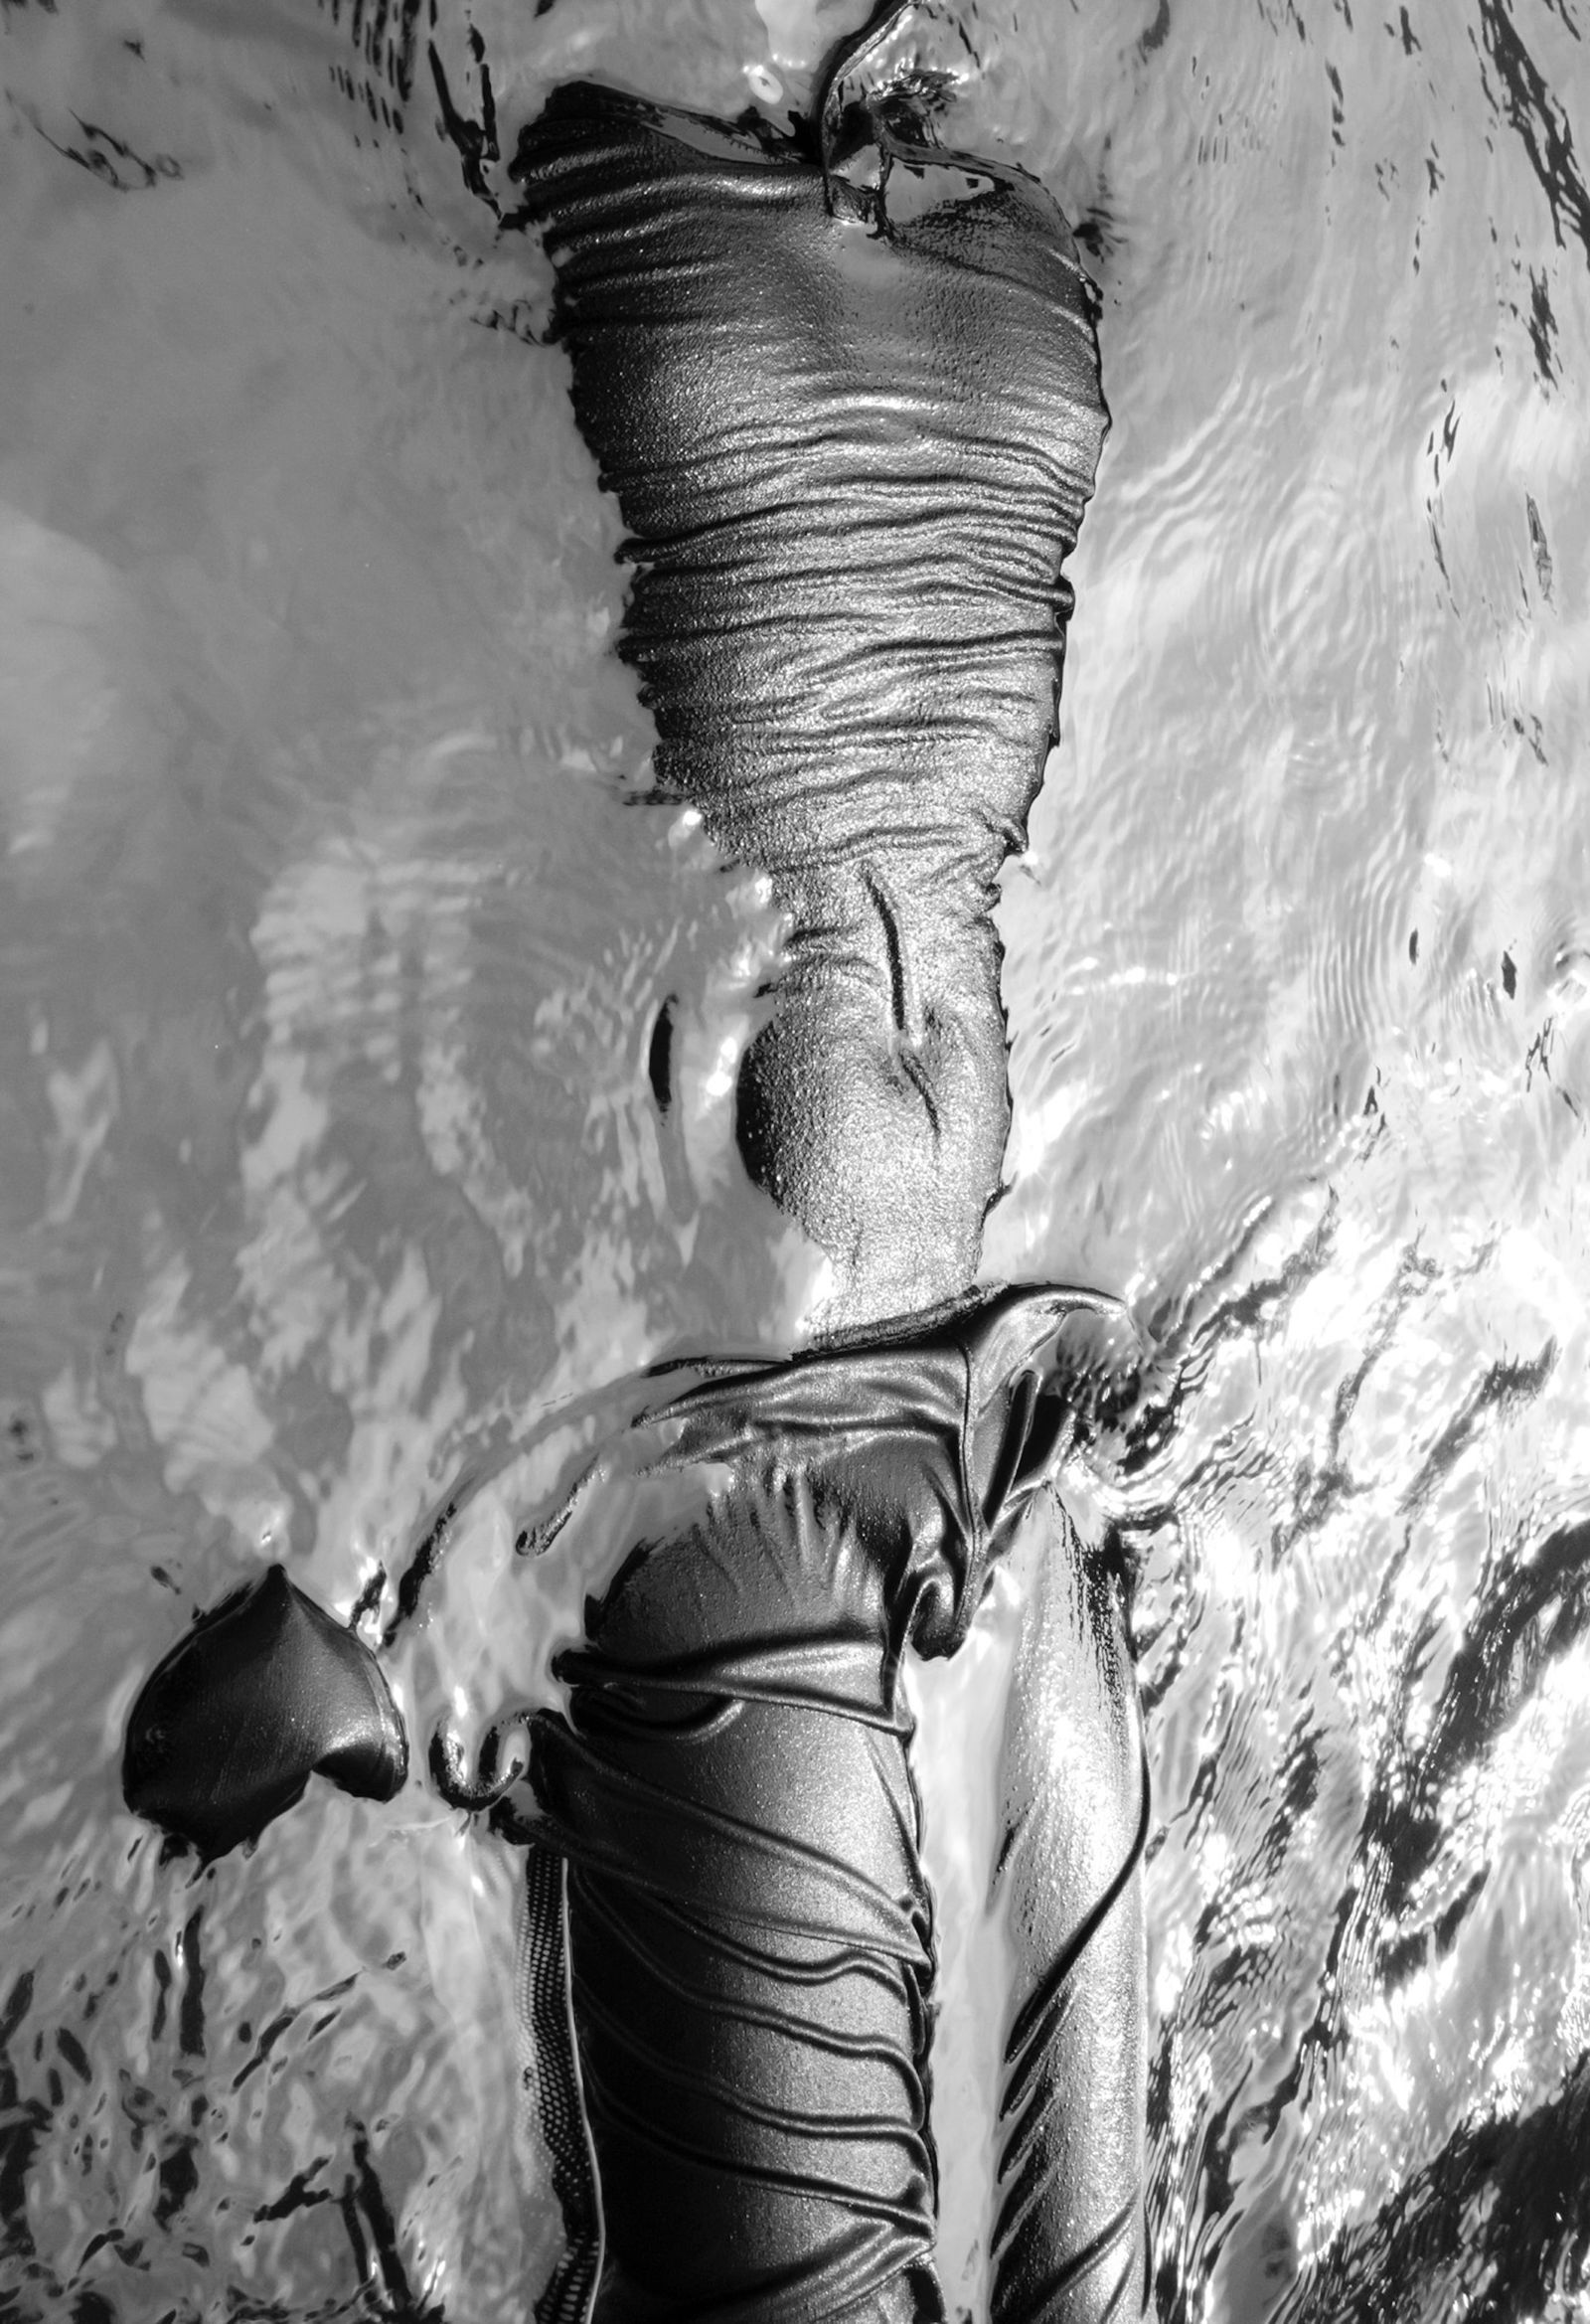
[122,1564,407,1860]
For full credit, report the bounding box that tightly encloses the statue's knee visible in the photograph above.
[733,969,1008,1294]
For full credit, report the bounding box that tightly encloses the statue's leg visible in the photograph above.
[517,1841,602,2324]
[509,42,1142,2317]
[120,18,1148,2317]
[520,1415,957,2322]
[501,1296,1140,2322]
[732,877,1012,1322]
[991,1505,1148,2324]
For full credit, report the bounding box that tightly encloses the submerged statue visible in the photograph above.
[124,8,1149,2317]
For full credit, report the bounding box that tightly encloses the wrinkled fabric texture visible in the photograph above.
[496,1287,1146,2322]
[116,1289,1148,2319]
[512,72,1107,1289]
[112,20,1146,2316]
[990,1532,1148,2324]
[518,1840,602,2324]
[501,66,1136,2312]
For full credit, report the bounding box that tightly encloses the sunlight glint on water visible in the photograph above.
[2,2,1589,2317]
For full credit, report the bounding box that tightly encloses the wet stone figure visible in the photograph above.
[123,8,1149,2319]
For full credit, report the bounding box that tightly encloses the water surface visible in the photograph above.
[3,1,1589,2316]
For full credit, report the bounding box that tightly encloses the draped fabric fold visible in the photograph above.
[119,19,1146,2316]
[511,70,1108,1290]
[504,1286,1145,2322]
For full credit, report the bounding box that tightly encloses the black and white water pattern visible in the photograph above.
[2,1,1589,2317]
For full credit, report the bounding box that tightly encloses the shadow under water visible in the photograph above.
[2,1,1590,2318]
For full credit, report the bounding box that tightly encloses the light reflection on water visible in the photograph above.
[2,1,1589,2317]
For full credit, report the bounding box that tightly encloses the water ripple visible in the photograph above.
[3,2,1590,2319]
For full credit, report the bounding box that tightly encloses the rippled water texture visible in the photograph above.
[3,1,1589,2317]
